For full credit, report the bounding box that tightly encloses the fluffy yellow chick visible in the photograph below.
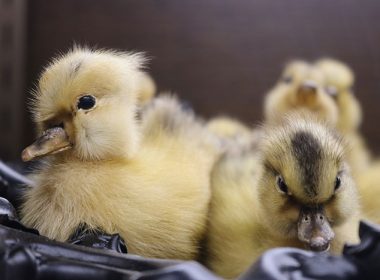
[264,60,339,126]
[204,114,360,278]
[315,58,360,133]
[20,47,220,260]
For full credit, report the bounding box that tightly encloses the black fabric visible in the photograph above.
[1,161,380,280]
[0,160,31,210]
[68,224,128,254]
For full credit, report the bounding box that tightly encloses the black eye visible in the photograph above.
[325,86,338,98]
[282,76,293,84]
[334,176,341,191]
[77,95,96,110]
[276,175,289,194]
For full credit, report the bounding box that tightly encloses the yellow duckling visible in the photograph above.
[204,114,360,278]
[264,60,339,126]
[20,47,220,260]
[315,58,360,133]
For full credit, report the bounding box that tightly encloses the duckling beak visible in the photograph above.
[297,206,335,252]
[296,80,318,104]
[21,127,72,162]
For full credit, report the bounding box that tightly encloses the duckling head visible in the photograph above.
[264,60,339,127]
[257,114,358,252]
[315,58,362,132]
[22,47,147,162]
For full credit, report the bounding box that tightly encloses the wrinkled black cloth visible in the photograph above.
[0,223,221,280]
[240,222,380,280]
[0,160,31,210]
[1,161,380,280]
[0,196,39,235]
[69,224,128,254]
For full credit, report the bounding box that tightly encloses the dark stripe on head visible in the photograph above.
[291,131,322,197]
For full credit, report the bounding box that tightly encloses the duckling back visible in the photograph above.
[20,48,221,260]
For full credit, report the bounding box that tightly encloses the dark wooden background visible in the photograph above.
[5,0,380,160]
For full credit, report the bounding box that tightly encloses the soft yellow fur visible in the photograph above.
[207,116,252,139]
[137,72,156,105]
[356,161,380,224]
[315,58,360,132]
[204,115,360,278]
[206,116,260,152]
[315,58,371,175]
[21,47,220,260]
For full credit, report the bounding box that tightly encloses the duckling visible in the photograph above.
[204,114,360,278]
[315,58,360,133]
[20,47,220,260]
[264,60,339,126]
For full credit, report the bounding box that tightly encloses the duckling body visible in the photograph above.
[204,115,360,278]
[20,48,220,260]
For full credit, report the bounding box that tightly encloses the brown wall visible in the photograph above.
[0,0,26,160]
[10,0,380,159]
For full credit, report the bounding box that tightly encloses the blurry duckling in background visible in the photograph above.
[264,60,339,126]
[207,116,252,140]
[204,114,360,278]
[315,58,360,133]
[315,58,371,175]
[206,116,258,151]
[20,47,221,260]
[264,59,370,176]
